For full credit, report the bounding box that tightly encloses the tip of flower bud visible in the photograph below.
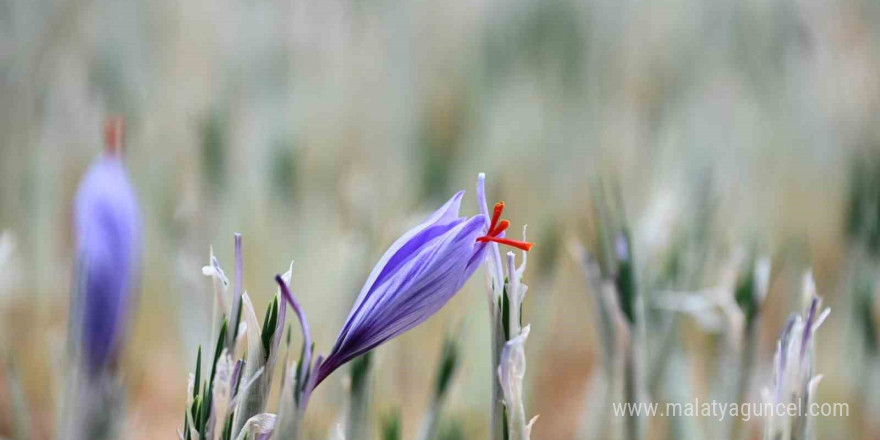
[103,116,124,156]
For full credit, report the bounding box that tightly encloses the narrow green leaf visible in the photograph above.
[211,319,229,384]
[381,411,401,440]
[735,266,757,324]
[615,231,636,325]
[199,381,211,436]
[350,353,372,390]
[261,297,279,357]
[222,413,233,440]
[859,286,878,354]
[192,395,202,432]
[501,288,510,341]
[194,346,202,400]
[184,408,191,440]
[434,338,458,399]
[502,406,510,440]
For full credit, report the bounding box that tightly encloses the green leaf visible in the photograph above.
[500,288,510,340]
[194,346,202,400]
[261,297,279,357]
[199,380,211,436]
[615,232,636,325]
[211,319,229,384]
[502,406,510,440]
[184,408,191,440]
[350,352,372,391]
[381,411,401,440]
[735,266,758,324]
[221,413,234,440]
[857,282,879,354]
[232,300,244,350]
[192,395,202,432]
[434,338,459,399]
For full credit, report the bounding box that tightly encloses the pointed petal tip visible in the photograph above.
[275,274,295,306]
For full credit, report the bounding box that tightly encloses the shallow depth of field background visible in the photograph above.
[1,0,879,438]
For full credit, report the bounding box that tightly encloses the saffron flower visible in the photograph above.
[72,117,141,376]
[275,174,533,438]
[313,186,532,385]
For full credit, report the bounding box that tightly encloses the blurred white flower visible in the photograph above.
[763,272,830,440]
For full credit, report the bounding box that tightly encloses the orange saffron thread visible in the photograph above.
[489,202,504,231]
[476,236,534,252]
[489,219,510,237]
[477,201,533,252]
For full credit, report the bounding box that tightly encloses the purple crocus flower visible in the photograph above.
[307,179,534,387]
[72,118,141,376]
[274,176,533,436]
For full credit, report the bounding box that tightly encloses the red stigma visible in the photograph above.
[476,236,534,252]
[490,202,504,231]
[477,201,534,252]
[104,116,124,156]
[490,219,510,237]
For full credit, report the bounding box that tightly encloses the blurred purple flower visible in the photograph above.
[73,119,141,376]
[310,185,533,386]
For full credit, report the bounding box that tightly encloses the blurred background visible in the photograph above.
[1,0,880,438]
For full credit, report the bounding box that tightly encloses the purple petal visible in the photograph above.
[316,212,487,385]
[276,274,311,393]
[74,155,141,375]
[333,192,466,351]
[800,296,819,359]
